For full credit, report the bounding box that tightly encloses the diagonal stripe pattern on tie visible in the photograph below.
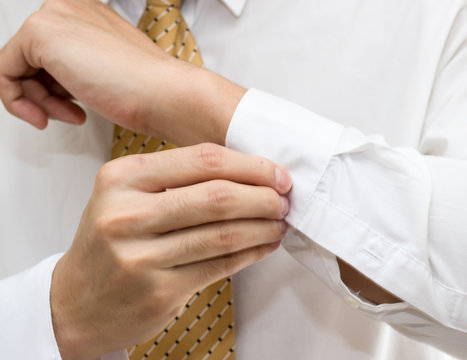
[111,1,236,359]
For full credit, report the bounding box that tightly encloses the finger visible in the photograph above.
[171,241,281,297]
[37,70,72,98]
[22,78,86,125]
[147,219,287,268]
[146,180,289,233]
[0,73,49,129]
[1,92,49,129]
[0,25,48,128]
[114,143,292,194]
[89,181,288,237]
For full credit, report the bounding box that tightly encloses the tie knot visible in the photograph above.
[146,0,182,9]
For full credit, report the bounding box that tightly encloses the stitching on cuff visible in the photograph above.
[295,134,344,228]
[313,194,467,298]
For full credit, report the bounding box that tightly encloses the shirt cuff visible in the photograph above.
[225,88,411,315]
[0,253,64,360]
[226,88,344,228]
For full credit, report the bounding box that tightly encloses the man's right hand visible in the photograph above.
[50,144,292,360]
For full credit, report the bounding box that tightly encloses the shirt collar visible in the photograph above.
[219,0,247,17]
[101,0,247,18]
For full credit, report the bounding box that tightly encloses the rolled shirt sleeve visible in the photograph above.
[226,88,467,357]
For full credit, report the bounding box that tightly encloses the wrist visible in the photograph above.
[189,67,246,146]
[51,255,99,360]
[143,59,246,146]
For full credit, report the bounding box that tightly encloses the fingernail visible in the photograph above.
[280,196,289,218]
[275,167,291,193]
[277,220,288,234]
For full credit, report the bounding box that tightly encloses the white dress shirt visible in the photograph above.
[1,0,466,359]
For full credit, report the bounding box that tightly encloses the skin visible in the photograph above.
[0,0,240,145]
[0,0,400,358]
[52,144,292,359]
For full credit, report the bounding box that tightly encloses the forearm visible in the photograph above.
[141,61,245,146]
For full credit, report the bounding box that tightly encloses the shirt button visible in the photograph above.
[345,296,360,309]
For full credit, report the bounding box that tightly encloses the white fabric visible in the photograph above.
[1,0,467,359]
[219,0,246,17]
[0,254,62,360]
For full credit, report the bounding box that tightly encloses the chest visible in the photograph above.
[185,0,458,147]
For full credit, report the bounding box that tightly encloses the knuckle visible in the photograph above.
[264,188,282,214]
[167,191,189,219]
[221,254,240,275]
[23,11,55,34]
[95,160,124,189]
[119,248,154,275]
[94,207,135,240]
[40,0,72,13]
[207,181,234,212]
[181,230,207,259]
[23,12,44,30]
[217,223,236,253]
[272,220,285,239]
[194,143,225,170]
[93,212,117,240]
[201,255,240,281]
[199,260,218,283]
[21,12,58,64]
[39,0,54,11]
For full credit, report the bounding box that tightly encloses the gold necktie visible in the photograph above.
[111,1,236,359]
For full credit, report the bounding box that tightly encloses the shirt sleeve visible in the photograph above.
[225,85,467,357]
[0,254,129,360]
[0,254,63,360]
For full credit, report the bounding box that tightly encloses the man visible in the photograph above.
[0,1,294,359]
[1,0,466,359]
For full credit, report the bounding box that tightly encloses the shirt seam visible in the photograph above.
[295,138,344,229]
[312,193,467,299]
